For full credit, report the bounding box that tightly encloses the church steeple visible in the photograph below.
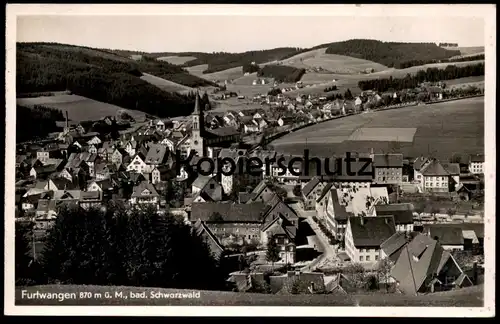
[193,91,201,114]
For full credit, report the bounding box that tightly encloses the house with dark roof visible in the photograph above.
[380,232,408,262]
[301,177,325,210]
[246,180,276,204]
[29,164,58,180]
[424,226,465,251]
[375,203,415,233]
[413,157,459,193]
[344,215,396,264]
[372,153,403,185]
[261,194,300,228]
[145,143,171,170]
[390,234,473,294]
[79,190,103,210]
[423,223,484,254]
[260,215,297,264]
[151,165,174,185]
[314,182,334,220]
[270,271,326,294]
[468,153,485,174]
[190,202,266,246]
[129,181,160,209]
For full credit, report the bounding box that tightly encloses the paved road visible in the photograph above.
[292,204,336,272]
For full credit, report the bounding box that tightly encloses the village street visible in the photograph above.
[290,202,337,272]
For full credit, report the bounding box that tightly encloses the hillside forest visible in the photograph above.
[17,43,214,118]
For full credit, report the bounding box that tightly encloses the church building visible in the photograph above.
[189,93,241,158]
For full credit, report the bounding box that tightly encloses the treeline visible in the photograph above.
[17,45,210,118]
[398,54,485,69]
[439,43,459,47]
[358,63,485,92]
[177,48,304,74]
[16,204,228,290]
[324,85,338,92]
[242,63,261,74]
[16,105,64,143]
[324,39,461,68]
[16,43,217,118]
[257,65,305,83]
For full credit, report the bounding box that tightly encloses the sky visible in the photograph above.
[16,14,485,53]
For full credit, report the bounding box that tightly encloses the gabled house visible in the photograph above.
[126,154,148,175]
[260,216,297,264]
[129,181,160,209]
[110,148,127,166]
[468,154,485,174]
[124,140,138,157]
[423,223,484,254]
[79,190,103,210]
[190,202,266,246]
[246,180,276,204]
[261,194,300,227]
[414,158,459,192]
[375,203,415,233]
[44,178,75,191]
[145,144,170,172]
[344,215,396,264]
[277,116,294,127]
[30,164,58,180]
[87,144,98,155]
[94,163,112,180]
[301,177,325,210]
[191,175,223,202]
[151,165,173,184]
[372,153,404,185]
[87,179,115,194]
[390,234,473,294]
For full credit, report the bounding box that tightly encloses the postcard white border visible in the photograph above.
[5,4,496,317]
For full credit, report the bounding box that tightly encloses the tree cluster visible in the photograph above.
[398,54,485,69]
[324,39,461,68]
[175,48,304,74]
[358,63,485,93]
[28,204,227,290]
[17,43,214,119]
[439,43,459,47]
[267,88,282,96]
[16,105,64,143]
[242,63,261,74]
[323,85,338,92]
[257,65,306,83]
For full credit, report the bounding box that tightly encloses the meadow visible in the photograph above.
[140,73,194,93]
[16,94,146,122]
[157,55,197,65]
[15,284,483,306]
[270,97,484,161]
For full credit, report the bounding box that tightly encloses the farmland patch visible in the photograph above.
[17,94,146,122]
[157,56,197,65]
[347,127,417,142]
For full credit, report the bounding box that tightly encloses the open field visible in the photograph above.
[15,284,483,306]
[266,48,389,74]
[270,97,484,161]
[185,64,209,76]
[157,55,197,65]
[445,76,485,91]
[455,46,485,56]
[285,60,485,97]
[140,73,194,93]
[17,94,146,122]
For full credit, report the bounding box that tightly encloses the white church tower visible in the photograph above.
[190,92,205,157]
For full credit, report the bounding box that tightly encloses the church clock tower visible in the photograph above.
[190,92,205,157]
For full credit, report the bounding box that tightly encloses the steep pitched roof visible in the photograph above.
[192,219,224,260]
[316,182,334,203]
[191,202,266,223]
[390,234,446,295]
[426,226,464,245]
[145,144,168,165]
[192,175,213,190]
[373,154,404,168]
[469,154,485,163]
[441,162,460,176]
[420,159,450,176]
[302,177,321,197]
[131,181,159,198]
[380,232,407,262]
[349,216,396,248]
[375,203,414,225]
